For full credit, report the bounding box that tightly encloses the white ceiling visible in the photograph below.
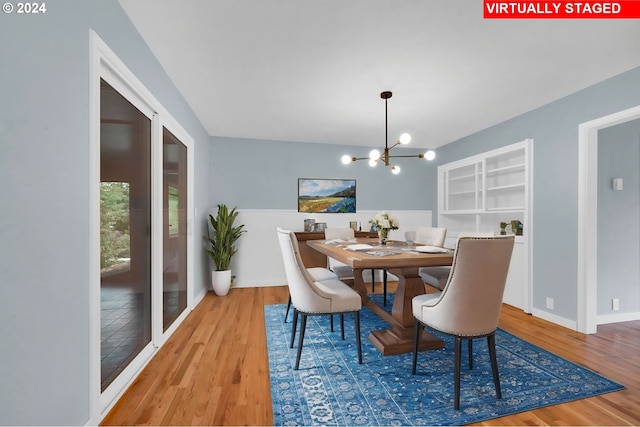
[118,0,640,149]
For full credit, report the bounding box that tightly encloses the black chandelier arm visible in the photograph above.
[388,153,427,159]
[349,153,425,165]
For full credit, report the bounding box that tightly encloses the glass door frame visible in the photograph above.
[153,116,194,345]
[89,30,194,424]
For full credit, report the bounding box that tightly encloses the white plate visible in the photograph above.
[414,245,450,254]
[346,243,373,251]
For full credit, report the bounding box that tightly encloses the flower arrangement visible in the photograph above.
[370,212,399,244]
[370,212,400,231]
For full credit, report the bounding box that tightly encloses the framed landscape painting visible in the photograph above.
[298,178,356,213]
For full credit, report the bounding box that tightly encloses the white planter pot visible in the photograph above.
[211,270,232,296]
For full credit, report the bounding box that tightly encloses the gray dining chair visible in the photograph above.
[411,235,515,410]
[277,227,362,369]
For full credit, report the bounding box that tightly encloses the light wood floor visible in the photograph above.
[102,283,640,426]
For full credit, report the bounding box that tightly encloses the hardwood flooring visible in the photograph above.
[101,283,640,426]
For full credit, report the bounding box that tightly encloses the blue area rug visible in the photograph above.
[266,294,624,426]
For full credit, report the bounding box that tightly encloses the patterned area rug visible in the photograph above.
[266,294,624,426]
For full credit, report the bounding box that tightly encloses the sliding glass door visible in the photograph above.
[100,79,152,392]
[162,127,188,332]
[92,33,194,419]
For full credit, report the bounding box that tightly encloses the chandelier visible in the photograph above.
[341,91,435,174]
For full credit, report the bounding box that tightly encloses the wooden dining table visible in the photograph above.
[307,238,454,355]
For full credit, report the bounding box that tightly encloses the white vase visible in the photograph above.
[211,270,232,296]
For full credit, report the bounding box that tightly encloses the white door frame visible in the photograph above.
[89,30,194,424]
[577,104,640,334]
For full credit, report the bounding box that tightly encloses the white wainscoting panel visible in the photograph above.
[207,209,432,288]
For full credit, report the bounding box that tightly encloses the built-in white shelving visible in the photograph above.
[439,139,530,225]
[437,139,533,312]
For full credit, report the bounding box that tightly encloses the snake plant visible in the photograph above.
[206,204,246,271]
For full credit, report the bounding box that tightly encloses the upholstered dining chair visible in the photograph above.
[284,264,338,323]
[323,227,358,330]
[413,227,447,291]
[324,227,386,303]
[283,232,339,323]
[414,226,447,246]
[277,227,363,370]
[324,227,356,280]
[411,235,515,410]
[419,231,491,291]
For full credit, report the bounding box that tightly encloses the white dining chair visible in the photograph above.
[414,227,447,247]
[285,265,338,323]
[324,227,356,280]
[411,235,515,409]
[277,227,363,369]
[325,227,387,303]
[419,231,492,291]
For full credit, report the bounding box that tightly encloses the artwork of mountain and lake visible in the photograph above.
[298,178,356,213]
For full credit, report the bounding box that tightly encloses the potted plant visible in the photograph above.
[499,222,507,235]
[206,204,246,296]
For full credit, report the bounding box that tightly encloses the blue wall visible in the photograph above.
[210,136,437,210]
[211,67,640,324]
[210,67,640,325]
[434,66,640,321]
[0,1,210,424]
[1,0,639,423]
[597,119,640,315]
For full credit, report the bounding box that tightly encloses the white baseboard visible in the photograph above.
[597,311,640,325]
[193,287,208,306]
[530,308,640,332]
[227,209,433,289]
[531,308,578,331]
[233,280,283,288]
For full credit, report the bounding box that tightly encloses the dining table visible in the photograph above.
[307,238,454,356]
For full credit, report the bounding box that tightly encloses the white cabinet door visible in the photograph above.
[503,240,528,312]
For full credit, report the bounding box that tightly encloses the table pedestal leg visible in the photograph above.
[351,268,369,298]
[364,267,444,355]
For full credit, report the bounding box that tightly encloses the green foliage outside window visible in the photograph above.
[100,182,130,270]
[168,186,179,235]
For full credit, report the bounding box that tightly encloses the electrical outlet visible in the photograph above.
[546,297,554,310]
[612,298,620,311]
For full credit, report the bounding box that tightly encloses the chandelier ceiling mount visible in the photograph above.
[341,91,435,174]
